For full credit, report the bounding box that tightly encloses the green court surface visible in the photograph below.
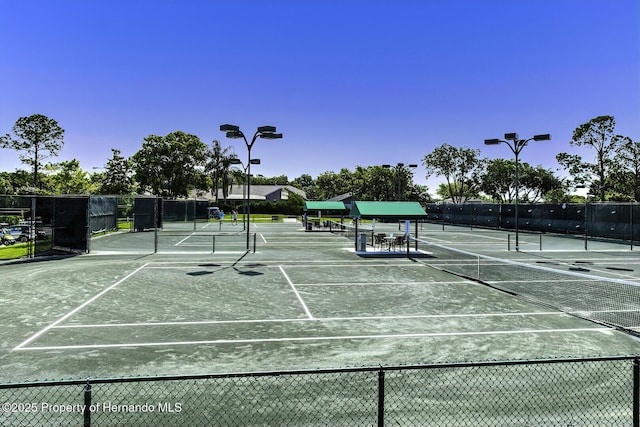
[1,221,639,383]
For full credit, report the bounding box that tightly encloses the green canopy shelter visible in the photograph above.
[348,201,428,252]
[349,201,428,220]
[303,201,348,231]
[304,201,347,212]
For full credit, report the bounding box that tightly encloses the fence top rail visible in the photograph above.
[1,355,637,389]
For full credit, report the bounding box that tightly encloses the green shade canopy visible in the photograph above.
[349,201,427,219]
[304,201,347,212]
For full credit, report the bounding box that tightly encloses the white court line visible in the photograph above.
[145,262,415,268]
[279,265,313,319]
[295,281,472,287]
[260,233,268,243]
[14,263,149,350]
[457,232,506,242]
[51,311,567,329]
[15,328,613,351]
[174,234,193,246]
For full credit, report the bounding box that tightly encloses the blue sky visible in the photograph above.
[1,0,638,193]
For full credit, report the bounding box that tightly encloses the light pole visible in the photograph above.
[220,124,282,251]
[229,158,261,231]
[484,133,551,251]
[382,163,418,200]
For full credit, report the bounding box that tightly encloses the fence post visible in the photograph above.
[631,204,634,251]
[634,357,639,427]
[83,379,92,427]
[377,368,385,427]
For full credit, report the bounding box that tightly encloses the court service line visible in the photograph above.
[13,263,150,351]
[295,281,472,287]
[279,265,314,319]
[260,233,268,243]
[50,311,567,329]
[16,327,613,351]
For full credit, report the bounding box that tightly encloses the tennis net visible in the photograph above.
[328,220,375,245]
[409,236,640,334]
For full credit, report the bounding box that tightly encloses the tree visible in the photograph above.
[131,131,209,198]
[291,174,317,200]
[1,114,65,189]
[435,182,479,202]
[480,159,563,203]
[44,159,95,194]
[351,166,394,201]
[422,144,484,202]
[315,169,352,200]
[207,140,236,203]
[0,170,36,195]
[556,115,618,201]
[98,149,134,195]
[610,136,640,201]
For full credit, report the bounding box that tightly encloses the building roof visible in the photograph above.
[327,193,353,202]
[304,201,347,211]
[194,185,307,201]
[349,201,428,219]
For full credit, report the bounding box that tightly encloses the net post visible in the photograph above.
[539,234,542,251]
[253,233,257,253]
[212,235,216,253]
[507,234,511,251]
[584,202,588,251]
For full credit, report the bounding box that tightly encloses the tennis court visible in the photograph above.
[2,220,639,384]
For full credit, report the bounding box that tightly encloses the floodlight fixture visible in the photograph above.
[504,132,518,141]
[250,158,261,164]
[260,132,283,140]
[229,158,242,165]
[220,124,240,132]
[484,139,501,145]
[533,133,551,141]
[225,131,243,139]
[257,125,277,133]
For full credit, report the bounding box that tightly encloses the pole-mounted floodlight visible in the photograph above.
[533,134,551,141]
[220,123,282,251]
[220,124,240,133]
[484,139,501,145]
[382,162,418,200]
[257,125,276,133]
[484,132,551,251]
[260,132,283,140]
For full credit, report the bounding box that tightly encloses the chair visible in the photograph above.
[374,233,387,250]
[393,235,405,251]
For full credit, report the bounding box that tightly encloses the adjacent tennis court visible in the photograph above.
[2,220,639,384]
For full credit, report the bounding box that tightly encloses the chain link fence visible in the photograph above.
[1,357,638,426]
